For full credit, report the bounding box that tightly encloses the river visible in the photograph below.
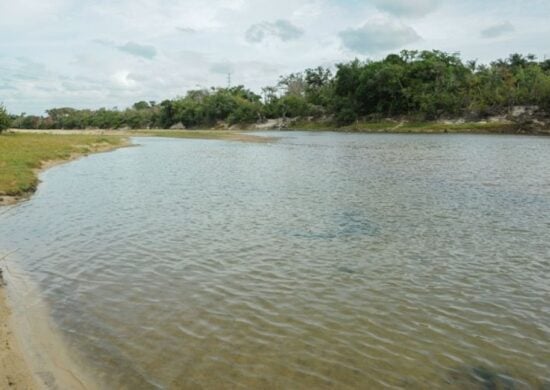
[1,132,549,389]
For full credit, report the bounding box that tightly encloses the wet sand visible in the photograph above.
[0,286,37,389]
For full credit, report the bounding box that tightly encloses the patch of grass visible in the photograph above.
[0,132,125,197]
[289,120,516,133]
[0,129,277,200]
[399,121,515,133]
[288,121,337,131]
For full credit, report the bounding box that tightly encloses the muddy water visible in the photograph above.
[1,133,549,389]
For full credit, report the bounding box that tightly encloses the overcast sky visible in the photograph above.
[1,0,549,114]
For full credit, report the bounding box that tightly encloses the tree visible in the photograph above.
[8,50,550,129]
[304,66,333,107]
[0,104,10,133]
[132,101,150,110]
[278,73,306,97]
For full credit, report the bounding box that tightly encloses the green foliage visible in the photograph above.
[158,86,263,128]
[7,50,550,129]
[0,104,11,132]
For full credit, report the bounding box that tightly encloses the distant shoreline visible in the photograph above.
[10,118,550,136]
[11,123,545,137]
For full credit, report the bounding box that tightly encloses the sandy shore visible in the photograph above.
[0,137,132,388]
[11,128,277,143]
[0,286,37,389]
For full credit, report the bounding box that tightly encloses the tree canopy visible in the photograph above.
[7,50,550,130]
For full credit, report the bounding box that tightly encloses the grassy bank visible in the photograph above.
[288,120,524,134]
[0,132,126,201]
[0,130,274,204]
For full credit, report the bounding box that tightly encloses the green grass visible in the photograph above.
[396,121,516,133]
[0,132,125,197]
[0,129,276,199]
[289,120,516,133]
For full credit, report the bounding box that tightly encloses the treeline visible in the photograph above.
[6,50,550,130]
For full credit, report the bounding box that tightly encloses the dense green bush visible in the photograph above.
[0,104,11,133]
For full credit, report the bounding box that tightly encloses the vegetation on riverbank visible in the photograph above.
[0,130,273,203]
[6,50,550,133]
[0,132,126,201]
[286,119,522,134]
[0,105,10,133]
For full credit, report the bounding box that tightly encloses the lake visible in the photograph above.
[1,132,549,389]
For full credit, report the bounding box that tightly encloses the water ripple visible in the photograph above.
[1,134,549,389]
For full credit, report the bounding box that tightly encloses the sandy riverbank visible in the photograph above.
[0,286,37,389]
[0,136,132,388]
[12,128,277,143]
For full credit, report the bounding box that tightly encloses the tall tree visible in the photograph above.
[0,105,12,133]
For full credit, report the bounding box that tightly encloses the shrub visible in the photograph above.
[0,104,10,133]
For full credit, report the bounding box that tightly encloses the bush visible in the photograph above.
[335,107,357,126]
[0,105,11,133]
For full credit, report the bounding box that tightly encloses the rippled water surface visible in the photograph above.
[1,133,550,389]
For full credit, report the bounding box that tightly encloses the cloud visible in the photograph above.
[117,42,157,59]
[210,62,235,75]
[92,39,157,59]
[177,27,197,33]
[0,83,15,90]
[245,19,304,43]
[371,0,440,17]
[112,70,138,88]
[339,18,421,54]
[481,21,515,39]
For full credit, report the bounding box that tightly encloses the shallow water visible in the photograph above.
[1,132,549,389]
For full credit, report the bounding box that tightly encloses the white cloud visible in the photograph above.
[371,0,441,18]
[245,20,304,43]
[112,71,138,89]
[117,42,157,59]
[339,18,422,54]
[210,62,235,75]
[176,27,197,34]
[481,21,515,39]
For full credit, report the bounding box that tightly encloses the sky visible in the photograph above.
[1,0,549,114]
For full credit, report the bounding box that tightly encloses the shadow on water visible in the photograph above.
[447,365,550,390]
[286,209,380,240]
